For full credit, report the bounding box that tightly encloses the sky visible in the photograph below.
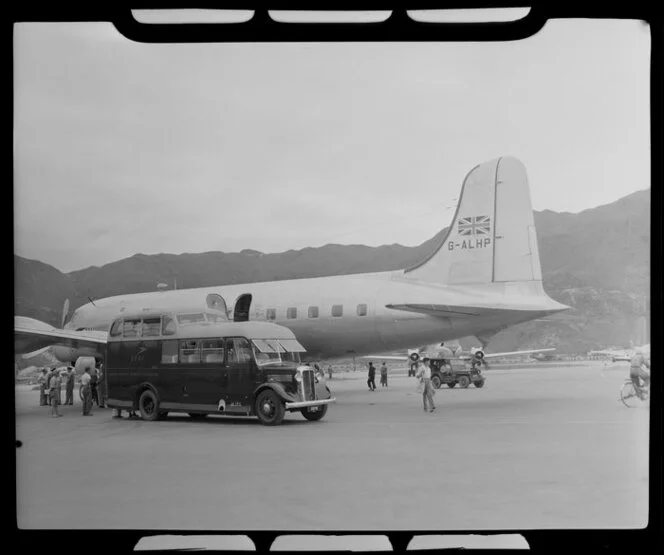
[14,17,651,272]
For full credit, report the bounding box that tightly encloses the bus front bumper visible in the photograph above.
[285,398,336,410]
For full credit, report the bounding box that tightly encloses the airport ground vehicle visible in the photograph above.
[428,359,485,389]
[105,310,334,425]
[620,377,650,408]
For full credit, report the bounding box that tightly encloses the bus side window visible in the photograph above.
[228,338,252,365]
[201,339,225,363]
[179,340,200,364]
[161,340,178,364]
[122,318,141,337]
[142,317,161,337]
[109,319,122,337]
[162,316,176,336]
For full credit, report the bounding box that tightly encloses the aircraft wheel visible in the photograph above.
[301,404,328,422]
[447,382,457,388]
[138,390,161,421]
[255,389,285,426]
[458,376,471,389]
[474,380,485,388]
[431,375,442,389]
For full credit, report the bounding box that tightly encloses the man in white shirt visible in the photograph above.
[79,367,93,416]
[415,358,436,413]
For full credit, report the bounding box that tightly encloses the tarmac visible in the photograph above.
[15,362,649,530]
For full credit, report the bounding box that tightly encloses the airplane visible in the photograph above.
[588,343,650,363]
[15,156,568,367]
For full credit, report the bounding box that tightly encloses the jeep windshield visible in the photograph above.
[251,339,306,367]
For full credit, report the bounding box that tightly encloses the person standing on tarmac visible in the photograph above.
[367,362,377,391]
[49,370,63,417]
[64,366,75,405]
[380,362,388,387]
[416,358,436,413]
[38,368,48,406]
[80,367,93,416]
[97,363,107,408]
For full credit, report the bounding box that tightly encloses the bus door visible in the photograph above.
[225,337,254,409]
[179,338,229,408]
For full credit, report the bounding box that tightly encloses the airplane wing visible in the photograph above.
[15,316,107,355]
[360,355,411,361]
[482,348,556,359]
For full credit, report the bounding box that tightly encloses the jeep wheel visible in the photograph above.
[431,375,442,389]
[458,375,471,389]
[255,389,285,426]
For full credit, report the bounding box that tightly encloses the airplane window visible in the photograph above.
[331,304,343,317]
[161,340,178,364]
[266,308,277,321]
[122,319,141,338]
[308,306,319,318]
[357,304,368,316]
[109,319,122,337]
[141,317,161,337]
[287,307,297,319]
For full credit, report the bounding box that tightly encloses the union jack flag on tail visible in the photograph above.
[458,215,491,236]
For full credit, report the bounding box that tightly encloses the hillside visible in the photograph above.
[14,189,650,353]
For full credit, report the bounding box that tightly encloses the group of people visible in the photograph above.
[367,359,436,412]
[38,364,108,417]
[366,362,390,390]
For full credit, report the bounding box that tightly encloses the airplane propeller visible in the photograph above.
[60,298,70,328]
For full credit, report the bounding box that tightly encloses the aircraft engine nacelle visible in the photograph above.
[408,350,420,362]
[52,345,102,365]
[472,350,485,361]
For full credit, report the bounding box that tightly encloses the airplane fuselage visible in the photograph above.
[65,270,563,361]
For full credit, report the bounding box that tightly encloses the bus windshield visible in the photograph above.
[252,339,303,367]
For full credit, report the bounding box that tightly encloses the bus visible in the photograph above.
[105,309,335,425]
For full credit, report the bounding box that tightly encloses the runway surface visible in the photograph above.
[16,363,649,530]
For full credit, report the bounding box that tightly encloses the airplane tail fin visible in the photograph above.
[405,157,542,286]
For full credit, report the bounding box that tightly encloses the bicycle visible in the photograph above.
[620,378,650,408]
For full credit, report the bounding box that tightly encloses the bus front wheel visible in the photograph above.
[255,389,285,426]
[301,404,328,421]
[138,390,161,421]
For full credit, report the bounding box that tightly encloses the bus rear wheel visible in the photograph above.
[301,404,328,421]
[138,390,161,421]
[255,389,285,426]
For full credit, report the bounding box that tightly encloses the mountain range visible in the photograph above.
[14,189,650,355]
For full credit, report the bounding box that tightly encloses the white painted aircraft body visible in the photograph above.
[15,156,568,363]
